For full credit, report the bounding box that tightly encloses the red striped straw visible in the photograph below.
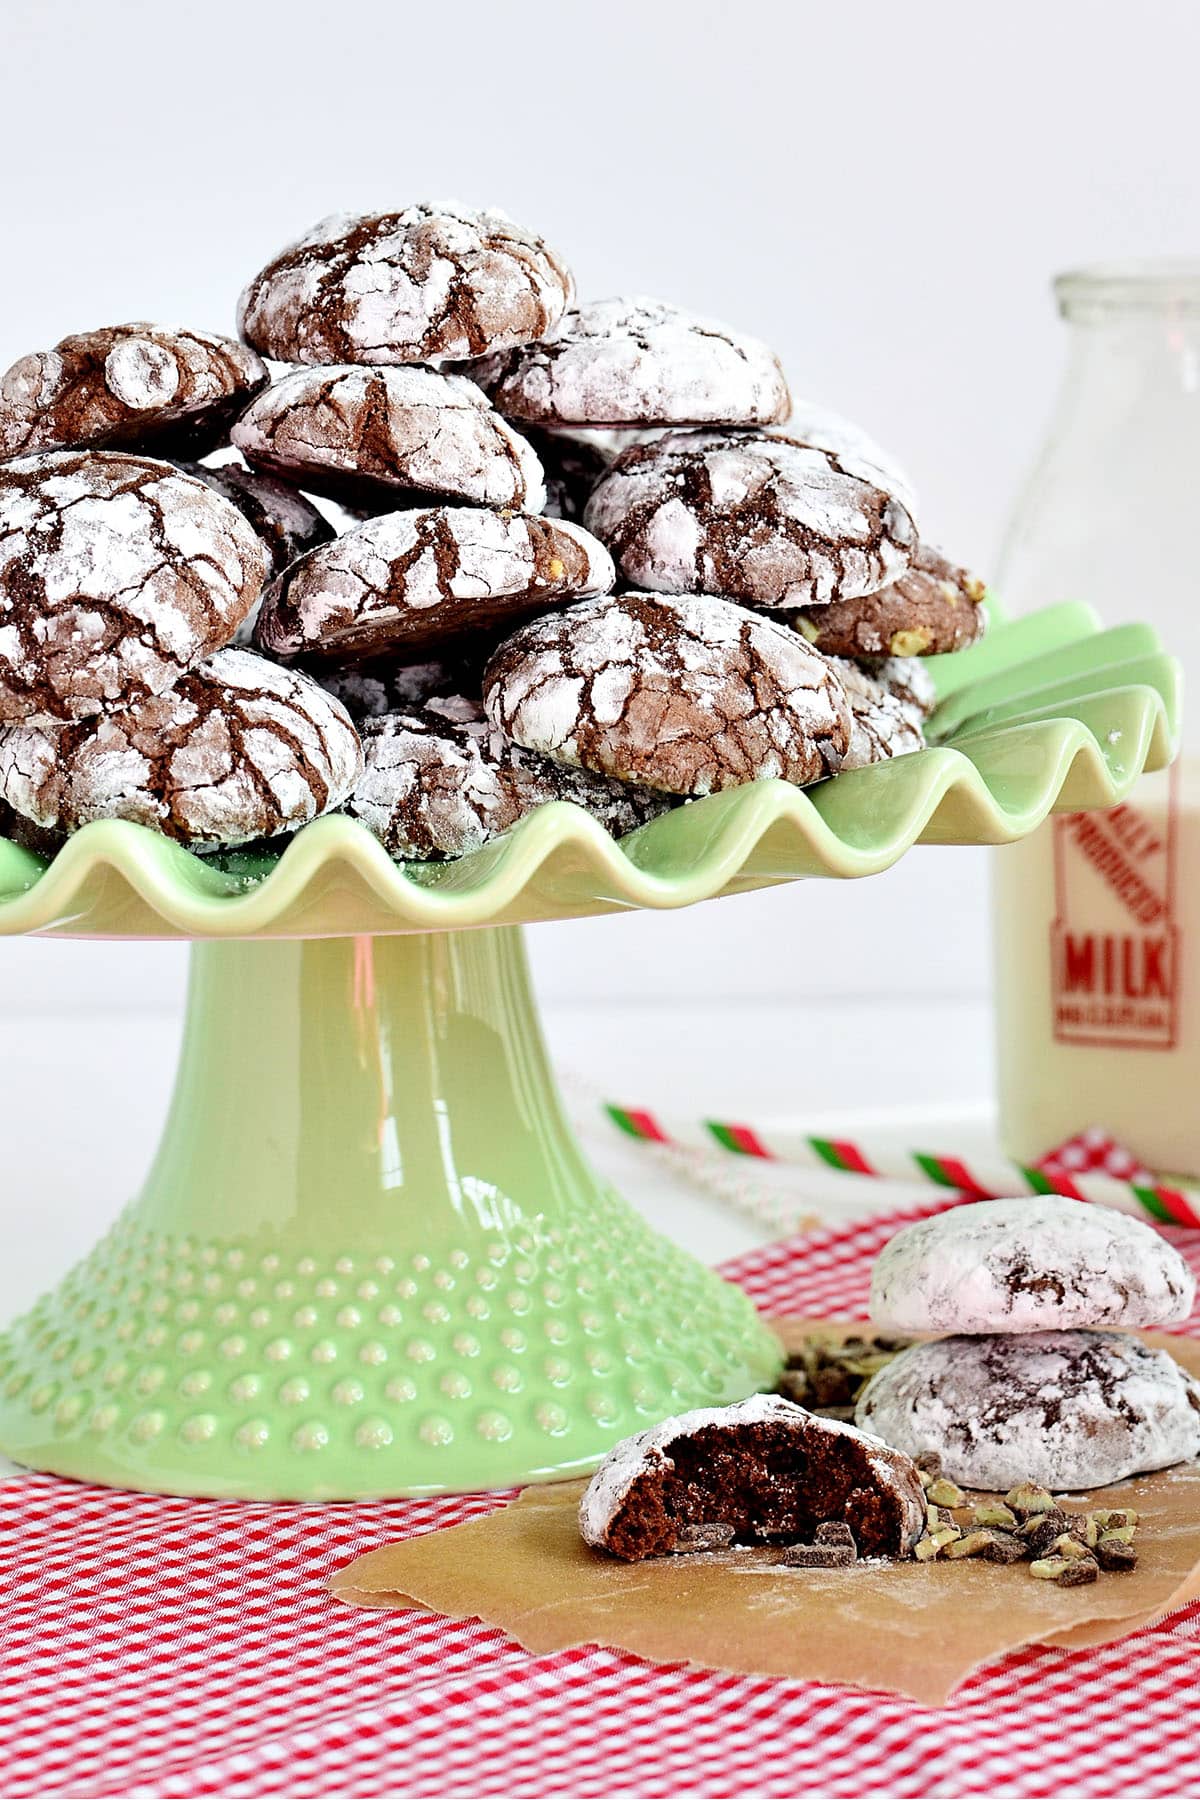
[602,1103,1200,1228]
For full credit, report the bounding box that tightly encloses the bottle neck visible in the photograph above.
[1057,310,1200,424]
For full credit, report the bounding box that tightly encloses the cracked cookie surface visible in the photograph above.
[0,323,267,462]
[857,1329,1200,1491]
[483,590,852,796]
[826,655,933,770]
[0,451,268,724]
[231,364,545,511]
[0,647,362,848]
[254,506,614,662]
[794,542,986,657]
[462,296,790,427]
[585,429,917,608]
[870,1195,1197,1336]
[345,694,669,860]
[172,459,333,581]
[238,205,574,366]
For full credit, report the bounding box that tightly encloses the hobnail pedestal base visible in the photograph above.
[0,927,782,1499]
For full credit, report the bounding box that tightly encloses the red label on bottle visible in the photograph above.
[1050,767,1179,1050]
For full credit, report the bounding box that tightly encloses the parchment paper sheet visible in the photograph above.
[332,1322,1200,1704]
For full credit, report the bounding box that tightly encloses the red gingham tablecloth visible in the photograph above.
[4,1203,1200,1800]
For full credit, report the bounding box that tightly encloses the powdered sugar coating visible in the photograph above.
[231,365,546,512]
[238,205,574,366]
[0,648,362,848]
[825,655,930,771]
[484,591,852,796]
[254,507,614,663]
[464,296,790,428]
[585,430,918,609]
[0,452,268,725]
[794,542,986,659]
[172,459,333,581]
[785,402,919,521]
[579,1394,926,1555]
[870,1196,1197,1335]
[856,1329,1200,1491]
[0,323,267,461]
[345,696,669,860]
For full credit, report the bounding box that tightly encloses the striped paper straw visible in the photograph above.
[603,1103,1200,1228]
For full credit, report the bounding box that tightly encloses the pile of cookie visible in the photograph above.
[859,1195,1200,1494]
[0,204,986,859]
[579,1197,1200,1581]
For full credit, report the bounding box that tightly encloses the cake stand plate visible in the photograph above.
[0,603,1179,1499]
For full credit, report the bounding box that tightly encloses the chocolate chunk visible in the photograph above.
[671,1523,736,1553]
[780,1542,856,1569]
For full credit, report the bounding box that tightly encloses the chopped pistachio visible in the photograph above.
[1092,1508,1137,1531]
[926,1478,966,1509]
[929,1523,962,1548]
[1006,1482,1056,1516]
[1030,1555,1098,1587]
[914,1535,941,1561]
[889,627,932,656]
[972,1501,1018,1530]
[1052,1534,1092,1562]
[1099,1525,1136,1545]
[943,1530,993,1559]
[918,1468,934,1490]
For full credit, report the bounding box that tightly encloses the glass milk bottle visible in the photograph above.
[993,263,1200,1177]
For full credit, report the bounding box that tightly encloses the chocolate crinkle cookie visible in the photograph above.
[585,429,918,609]
[0,323,267,462]
[345,695,669,860]
[870,1195,1197,1336]
[254,506,614,663]
[826,655,934,771]
[483,590,852,796]
[784,401,919,522]
[238,205,575,367]
[231,365,546,513]
[794,542,986,658]
[0,451,268,725]
[578,1394,927,1562]
[462,296,791,428]
[0,648,362,849]
[171,459,333,581]
[856,1329,1200,1492]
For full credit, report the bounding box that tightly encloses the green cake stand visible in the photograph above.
[0,602,1180,1500]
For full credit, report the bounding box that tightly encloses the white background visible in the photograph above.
[2,0,1198,1026]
